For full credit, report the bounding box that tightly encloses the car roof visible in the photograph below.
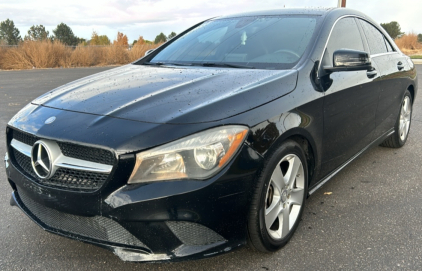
[216,8,366,20]
[217,8,334,18]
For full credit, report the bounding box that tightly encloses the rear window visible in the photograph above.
[384,37,395,52]
[359,20,388,55]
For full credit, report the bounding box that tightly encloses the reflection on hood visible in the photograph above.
[33,65,297,124]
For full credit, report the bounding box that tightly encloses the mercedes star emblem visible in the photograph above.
[31,141,53,179]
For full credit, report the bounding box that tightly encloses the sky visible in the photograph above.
[0,0,421,42]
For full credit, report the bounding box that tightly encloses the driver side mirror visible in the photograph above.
[324,49,372,73]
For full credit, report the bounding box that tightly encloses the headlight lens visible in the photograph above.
[128,126,248,184]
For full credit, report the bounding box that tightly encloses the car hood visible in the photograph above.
[33,64,298,124]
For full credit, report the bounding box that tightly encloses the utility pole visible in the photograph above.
[337,0,346,7]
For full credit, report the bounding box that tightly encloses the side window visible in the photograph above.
[323,18,364,66]
[384,37,395,52]
[359,20,388,55]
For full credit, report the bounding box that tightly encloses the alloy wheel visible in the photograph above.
[399,96,411,141]
[264,154,305,240]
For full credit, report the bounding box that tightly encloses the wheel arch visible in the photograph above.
[408,84,415,104]
[264,128,318,188]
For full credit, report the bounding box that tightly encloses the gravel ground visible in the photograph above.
[0,66,421,271]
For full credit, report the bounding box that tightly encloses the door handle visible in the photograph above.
[367,69,378,78]
[397,61,405,70]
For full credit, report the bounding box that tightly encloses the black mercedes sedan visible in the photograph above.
[4,8,418,262]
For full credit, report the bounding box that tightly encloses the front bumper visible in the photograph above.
[5,139,263,262]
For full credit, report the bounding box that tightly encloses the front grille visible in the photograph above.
[166,221,226,246]
[12,129,39,146]
[17,187,147,248]
[58,142,115,165]
[11,129,115,165]
[12,149,109,191]
[9,128,115,191]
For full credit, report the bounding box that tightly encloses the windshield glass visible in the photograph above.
[147,16,318,69]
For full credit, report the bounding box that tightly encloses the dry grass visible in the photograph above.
[0,41,73,69]
[70,46,107,67]
[395,33,422,55]
[0,41,161,70]
[128,43,160,62]
[0,47,5,67]
[106,45,130,65]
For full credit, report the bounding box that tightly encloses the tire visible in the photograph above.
[247,140,308,252]
[380,90,413,148]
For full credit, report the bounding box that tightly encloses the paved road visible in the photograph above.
[0,66,421,271]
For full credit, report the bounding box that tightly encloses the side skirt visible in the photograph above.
[308,129,395,195]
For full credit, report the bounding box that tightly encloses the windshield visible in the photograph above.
[146,16,318,69]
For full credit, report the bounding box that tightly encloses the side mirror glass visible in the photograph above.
[324,49,372,73]
[145,49,155,56]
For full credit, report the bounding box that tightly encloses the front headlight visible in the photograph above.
[128,126,249,184]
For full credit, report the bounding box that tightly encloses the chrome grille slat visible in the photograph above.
[10,139,32,157]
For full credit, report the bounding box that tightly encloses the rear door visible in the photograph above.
[319,17,380,177]
[357,19,410,139]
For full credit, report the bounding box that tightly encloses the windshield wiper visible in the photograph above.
[142,62,192,66]
[142,62,164,66]
[199,62,255,69]
[143,61,254,69]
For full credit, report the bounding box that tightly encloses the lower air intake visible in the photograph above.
[17,187,147,248]
[166,221,226,246]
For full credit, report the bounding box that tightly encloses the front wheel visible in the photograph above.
[248,140,308,252]
[380,90,413,148]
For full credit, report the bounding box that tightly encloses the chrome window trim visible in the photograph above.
[370,52,399,58]
[10,138,112,174]
[317,15,360,71]
[317,15,399,72]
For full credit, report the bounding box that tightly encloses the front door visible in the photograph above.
[319,17,380,177]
